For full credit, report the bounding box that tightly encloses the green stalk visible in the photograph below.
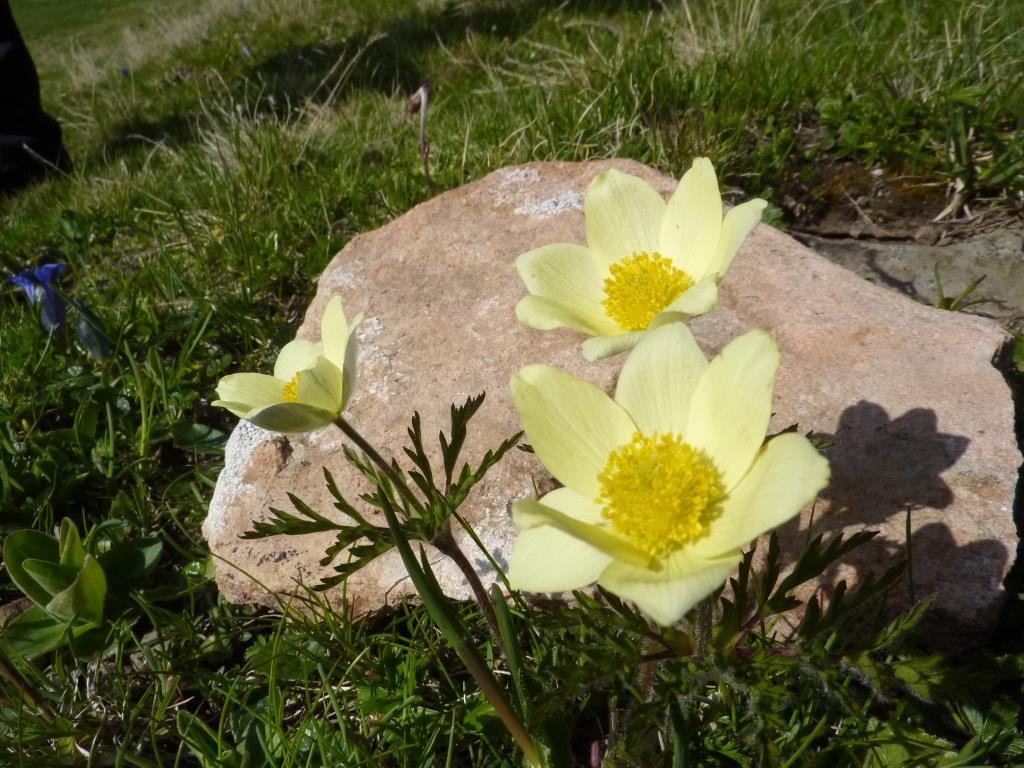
[334,415,501,638]
[693,597,713,660]
[378,491,542,767]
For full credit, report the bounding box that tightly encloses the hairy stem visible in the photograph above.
[432,524,501,639]
[334,416,500,637]
[334,416,421,512]
[693,596,714,660]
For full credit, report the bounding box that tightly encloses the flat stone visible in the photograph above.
[203,160,1020,646]
[797,229,1024,329]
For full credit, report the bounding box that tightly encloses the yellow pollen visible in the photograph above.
[597,432,724,559]
[281,372,301,403]
[602,252,691,332]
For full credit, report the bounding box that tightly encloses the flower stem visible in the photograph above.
[333,416,501,638]
[432,524,501,639]
[334,416,421,512]
[693,596,714,660]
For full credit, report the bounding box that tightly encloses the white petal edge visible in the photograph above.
[510,365,636,498]
[692,433,830,558]
[614,323,707,437]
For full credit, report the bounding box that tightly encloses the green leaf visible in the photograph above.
[20,559,79,597]
[491,584,527,716]
[58,518,85,569]
[3,529,61,607]
[449,430,522,508]
[98,538,163,586]
[403,411,439,502]
[243,494,345,539]
[440,394,486,490]
[171,421,229,454]
[45,554,107,625]
[178,710,239,768]
[768,531,877,614]
[0,605,71,658]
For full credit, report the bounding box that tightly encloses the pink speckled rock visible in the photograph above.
[203,160,1020,646]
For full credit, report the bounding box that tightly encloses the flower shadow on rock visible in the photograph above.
[818,401,967,526]
[771,400,1009,647]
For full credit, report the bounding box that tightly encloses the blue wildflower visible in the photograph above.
[8,263,67,331]
[7,263,112,362]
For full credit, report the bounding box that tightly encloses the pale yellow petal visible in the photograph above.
[296,356,344,413]
[585,170,666,262]
[320,296,349,368]
[598,547,740,626]
[516,295,602,335]
[210,400,258,419]
[614,323,707,436]
[649,277,719,326]
[508,526,613,592]
[273,339,321,381]
[215,372,284,411]
[659,158,722,280]
[692,433,830,558]
[340,320,361,411]
[707,198,767,278]
[512,499,650,568]
[580,331,647,361]
[510,365,636,497]
[243,402,337,433]
[686,330,779,490]
[537,487,605,524]
[516,244,618,334]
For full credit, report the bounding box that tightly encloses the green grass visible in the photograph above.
[11,0,172,43]
[1,0,1023,764]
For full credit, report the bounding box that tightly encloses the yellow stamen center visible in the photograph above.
[281,372,301,403]
[597,432,724,559]
[602,252,691,332]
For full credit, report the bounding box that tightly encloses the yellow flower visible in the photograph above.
[508,324,828,625]
[213,297,361,433]
[515,159,767,361]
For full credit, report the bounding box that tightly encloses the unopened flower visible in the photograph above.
[508,324,828,625]
[515,159,766,360]
[213,297,361,433]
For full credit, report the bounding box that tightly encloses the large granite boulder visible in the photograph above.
[203,160,1020,646]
